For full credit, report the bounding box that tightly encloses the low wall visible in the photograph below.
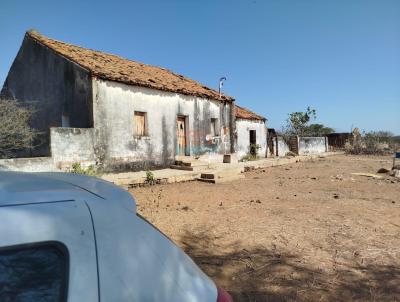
[0,157,58,172]
[50,127,96,168]
[277,137,290,156]
[299,137,327,155]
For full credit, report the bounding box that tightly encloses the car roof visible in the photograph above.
[0,172,135,208]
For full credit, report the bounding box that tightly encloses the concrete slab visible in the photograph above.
[102,152,343,188]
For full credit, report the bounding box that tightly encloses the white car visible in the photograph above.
[0,172,233,302]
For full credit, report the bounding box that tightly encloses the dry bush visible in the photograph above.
[0,98,39,158]
[345,131,395,155]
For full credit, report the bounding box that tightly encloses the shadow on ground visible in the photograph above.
[180,228,400,302]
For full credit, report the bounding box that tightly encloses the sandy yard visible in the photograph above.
[130,154,400,302]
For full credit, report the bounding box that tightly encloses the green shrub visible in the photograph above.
[242,144,261,161]
[249,143,261,156]
[146,170,156,185]
[70,163,97,176]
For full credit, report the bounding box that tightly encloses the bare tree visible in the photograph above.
[0,98,38,158]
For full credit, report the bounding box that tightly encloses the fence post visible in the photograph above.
[325,136,328,152]
[297,136,300,155]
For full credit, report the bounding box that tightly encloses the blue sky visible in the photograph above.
[1,0,399,134]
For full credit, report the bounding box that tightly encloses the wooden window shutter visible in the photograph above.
[134,112,146,136]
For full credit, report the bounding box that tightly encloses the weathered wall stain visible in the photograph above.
[1,34,93,156]
[92,79,234,171]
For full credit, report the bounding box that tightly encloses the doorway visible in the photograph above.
[249,130,256,145]
[176,116,188,156]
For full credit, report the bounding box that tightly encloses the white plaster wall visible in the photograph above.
[236,119,267,159]
[0,157,59,172]
[93,79,233,169]
[50,127,96,164]
[299,137,327,155]
[277,137,290,156]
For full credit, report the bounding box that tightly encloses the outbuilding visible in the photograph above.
[235,105,267,159]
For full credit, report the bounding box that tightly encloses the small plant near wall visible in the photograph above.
[146,170,156,185]
[243,144,261,161]
[250,143,261,156]
[70,162,97,176]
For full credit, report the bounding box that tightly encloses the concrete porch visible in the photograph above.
[101,152,343,188]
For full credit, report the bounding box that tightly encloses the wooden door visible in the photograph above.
[176,117,186,155]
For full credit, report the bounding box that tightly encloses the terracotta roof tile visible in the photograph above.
[27,31,233,102]
[235,105,266,121]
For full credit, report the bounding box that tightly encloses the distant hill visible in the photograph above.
[393,136,400,142]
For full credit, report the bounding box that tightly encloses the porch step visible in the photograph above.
[198,167,244,183]
[172,156,209,171]
[174,160,209,167]
[200,167,243,179]
[198,174,245,184]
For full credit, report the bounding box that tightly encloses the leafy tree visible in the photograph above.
[306,123,334,136]
[283,107,334,137]
[284,107,316,136]
[0,98,38,158]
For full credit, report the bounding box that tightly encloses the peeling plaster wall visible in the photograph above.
[92,79,233,171]
[299,137,327,155]
[0,157,58,172]
[277,137,290,157]
[236,119,267,159]
[50,128,96,167]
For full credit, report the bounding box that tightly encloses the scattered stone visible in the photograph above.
[276,197,280,199]
[331,175,343,181]
[310,177,317,180]
[392,201,396,204]
[377,168,390,173]
[219,202,223,206]
[286,151,297,157]
[181,206,189,211]
[256,199,261,204]
[333,194,339,199]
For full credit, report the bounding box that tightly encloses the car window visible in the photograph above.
[0,242,68,302]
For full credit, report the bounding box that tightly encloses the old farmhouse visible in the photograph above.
[235,105,267,159]
[1,31,236,171]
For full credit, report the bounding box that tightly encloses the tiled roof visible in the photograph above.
[27,30,233,102]
[235,105,266,121]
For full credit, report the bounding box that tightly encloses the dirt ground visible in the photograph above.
[130,154,400,302]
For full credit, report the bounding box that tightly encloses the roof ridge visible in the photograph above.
[25,30,234,102]
[27,30,158,71]
[235,104,266,121]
